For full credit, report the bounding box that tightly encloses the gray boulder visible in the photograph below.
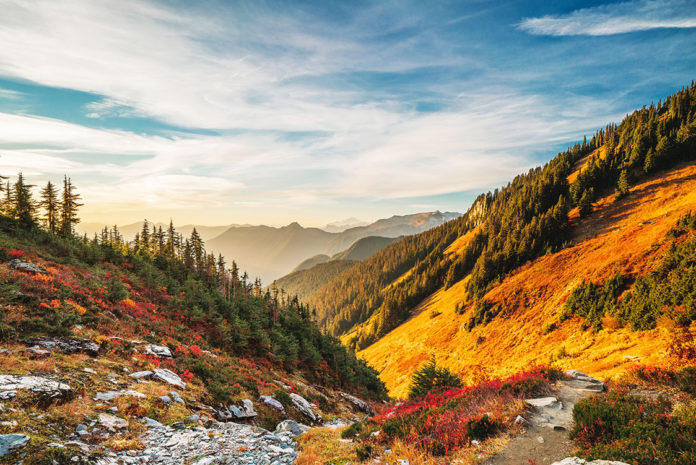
[129,370,153,380]
[94,390,145,402]
[98,413,128,432]
[216,399,257,421]
[0,434,30,456]
[169,391,185,405]
[525,396,559,408]
[259,395,285,412]
[152,369,185,389]
[25,337,100,356]
[290,393,322,423]
[0,375,72,402]
[9,259,46,274]
[275,419,310,437]
[144,344,172,358]
[564,370,606,392]
[339,392,376,416]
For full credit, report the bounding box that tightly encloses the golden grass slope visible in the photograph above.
[359,161,696,399]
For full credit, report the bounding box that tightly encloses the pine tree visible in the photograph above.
[140,220,151,255]
[59,176,83,237]
[13,173,36,227]
[615,169,631,199]
[578,188,594,218]
[407,355,462,399]
[190,228,204,270]
[39,181,59,233]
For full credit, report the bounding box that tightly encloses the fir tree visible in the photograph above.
[13,173,36,227]
[615,169,631,199]
[59,176,83,237]
[39,181,59,233]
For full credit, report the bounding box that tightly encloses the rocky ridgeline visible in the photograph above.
[0,337,375,463]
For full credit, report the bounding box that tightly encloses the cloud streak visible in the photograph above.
[519,0,696,36]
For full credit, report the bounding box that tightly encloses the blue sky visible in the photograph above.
[0,0,695,227]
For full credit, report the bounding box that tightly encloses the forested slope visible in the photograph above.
[309,82,696,352]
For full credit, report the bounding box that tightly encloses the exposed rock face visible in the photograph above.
[94,390,146,402]
[289,393,322,423]
[129,370,153,379]
[144,344,172,358]
[338,392,376,416]
[525,396,560,408]
[0,434,30,456]
[259,395,285,412]
[0,375,72,402]
[25,337,100,356]
[152,369,185,389]
[98,413,128,432]
[275,419,310,437]
[216,399,257,421]
[8,259,46,274]
[564,370,606,392]
[551,458,630,465]
[94,421,298,465]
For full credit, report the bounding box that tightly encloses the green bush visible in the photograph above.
[341,421,364,439]
[408,356,462,399]
[466,414,498,441]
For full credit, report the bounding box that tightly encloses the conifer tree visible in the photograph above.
[615,169,631,199]
[13,172,36,227]
[578,188,594,218]
[3,180,11,217]
[59,176,83,237]
[39,181,59,233]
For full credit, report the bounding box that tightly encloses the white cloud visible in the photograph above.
[519,0,696,36]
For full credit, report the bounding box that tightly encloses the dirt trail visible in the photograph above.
[484,371,604,465]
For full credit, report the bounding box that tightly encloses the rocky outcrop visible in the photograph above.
[551,458,630,465]
[338,392,376,416]
[275,419,310,437]
[0,375,72,403]
[215,399,257,422]
[98,413,128,432]
[564,370,606,392]
[143,344,172,358]
[525,396,560,408]
[94,390,146,402]
[152,369,185,389]
[0,434,30,457]
[8,259,46,274]
[260,395,285,412]
[289,393,321,423]
[25,337,100,356]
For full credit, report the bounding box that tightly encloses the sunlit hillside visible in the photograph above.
[359,160,696,398]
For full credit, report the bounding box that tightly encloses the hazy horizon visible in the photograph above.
[2,0,695,225]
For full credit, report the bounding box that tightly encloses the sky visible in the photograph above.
[0,0,695,228]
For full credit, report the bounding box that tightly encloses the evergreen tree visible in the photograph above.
[2,180,11,217]
[578,188,594,218]
[615,169,631,199]
[59,176,83,237]
[408,356,462,399]
[39,181,59,233]
[13,173,36,227]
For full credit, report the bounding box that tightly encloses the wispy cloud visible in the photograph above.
[519,0,696,36]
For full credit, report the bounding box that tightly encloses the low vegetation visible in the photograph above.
[571,365,696,465]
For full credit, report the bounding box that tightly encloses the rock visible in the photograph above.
[564,370,606,392]
[171,421,185,429]
[289,393,322,423]
[8,259,46,274]
[143,344,172,358]
[397,460,410,465]
[0,434,30,456]
[553,425,567,431]
[152,369,185,389]
[0,375,72,403]
[159,395,171,404]
[338,392,376,416]
[187,414,200,423]
[142,417,164,429]
[25,337,100,356]
[525,396,559,408]
[129,370,153,379]
[537,436,545,444]
[275,419,310,437]
[27,347,51,358]
[514,415,529,425]
[98,413,128,432]
[216,399,257,421]
[76,424,88,436]
[83,368,97,374]
[551,458,631,465]
[323,418,350,429]
[260,395,285,412]
[274,380,292,390]
[94,390,146,402]
[169,391,185,405]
